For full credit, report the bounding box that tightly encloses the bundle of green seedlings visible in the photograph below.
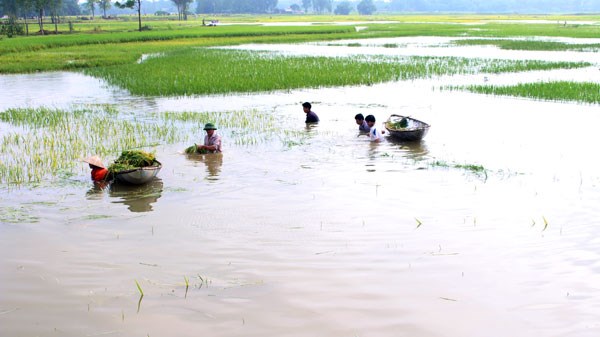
[389,117,409,129]
[108,150,158,173]
[185,144,208,154]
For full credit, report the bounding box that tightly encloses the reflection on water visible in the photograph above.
[386,137,430,160]
[108,178,163,212]
[185,153,223,179]
[85,180,111,199]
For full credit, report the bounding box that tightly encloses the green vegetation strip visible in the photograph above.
[3,20,600,74]
[0,25,354,55]
[0,105,294,185]
[459,81,600,104]
[84,48,587,96]
[454,39,600,51]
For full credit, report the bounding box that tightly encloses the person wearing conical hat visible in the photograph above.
[83,156,110,181]
[197,123,222,153]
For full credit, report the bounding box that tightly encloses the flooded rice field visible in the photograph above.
[1,38,600,337]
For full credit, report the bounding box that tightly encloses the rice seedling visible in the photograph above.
[135,279,144,296]
[456,81,600,104]
[184,276,189,298]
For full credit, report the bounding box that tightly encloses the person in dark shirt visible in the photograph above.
[355,113,370,133]
[302,102,319,124]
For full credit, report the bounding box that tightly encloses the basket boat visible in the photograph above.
[384,114,430,141]
[113,161,162,185]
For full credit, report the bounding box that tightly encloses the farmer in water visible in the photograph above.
[302,102,319,124]
[197,123,222,153]
[83,155,110,181]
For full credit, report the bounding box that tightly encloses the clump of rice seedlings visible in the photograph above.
[456,81,600,104]
[454,39,600,52]
[430,160,488,176]
[382,43,398,48]
[84,48,588,96]
[107,150,158,173]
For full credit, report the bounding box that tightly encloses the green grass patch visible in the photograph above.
[84,48,588,96]
[454,38,600,51]
[457,81,600,104]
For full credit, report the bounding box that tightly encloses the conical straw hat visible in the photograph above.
[83,155,105,168]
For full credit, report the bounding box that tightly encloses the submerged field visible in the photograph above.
[2,16,600,337]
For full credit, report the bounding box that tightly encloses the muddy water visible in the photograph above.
[2,39,600,337]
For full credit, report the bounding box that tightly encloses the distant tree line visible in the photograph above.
[196,0,278,13]
[377,0,600,13]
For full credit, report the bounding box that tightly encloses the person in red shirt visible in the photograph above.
[83,156,109,181]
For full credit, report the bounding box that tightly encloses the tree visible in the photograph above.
[301,0,310,12]
[85,0,97,18]
[62,0,81,15]
[312,0,331,13]
[290,3,300,11]
[115,0,143,31]
[196,0,218,14]
[334,1,351,14]
[172,0,192,19]
[30,0,52,34]
[357,0,375,14]
[1,0,19,16]
[98,0,110,18]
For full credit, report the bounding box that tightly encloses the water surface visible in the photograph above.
[1,38,600,337]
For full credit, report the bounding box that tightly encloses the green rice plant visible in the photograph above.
[135,279,144,296]
[3,17,600,75]
[430,160,488,177]
[458,81,600,104]
[84,48,587,96]
[454,39,600,51]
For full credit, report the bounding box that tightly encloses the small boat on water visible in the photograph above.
[113,162,162,185]
[384,114,430,141]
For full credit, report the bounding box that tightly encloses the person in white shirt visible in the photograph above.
[365,115,383,142]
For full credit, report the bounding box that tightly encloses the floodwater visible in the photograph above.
[2,37,600,337]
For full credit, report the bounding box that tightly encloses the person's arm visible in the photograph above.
[199,144,218,151]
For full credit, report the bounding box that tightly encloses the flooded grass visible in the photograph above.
[84,48,587,96]
[431,160,488,177]
[0,105,299,185]
[454,39,600,51]
[458,81,600,104]
[3,18,600,74]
